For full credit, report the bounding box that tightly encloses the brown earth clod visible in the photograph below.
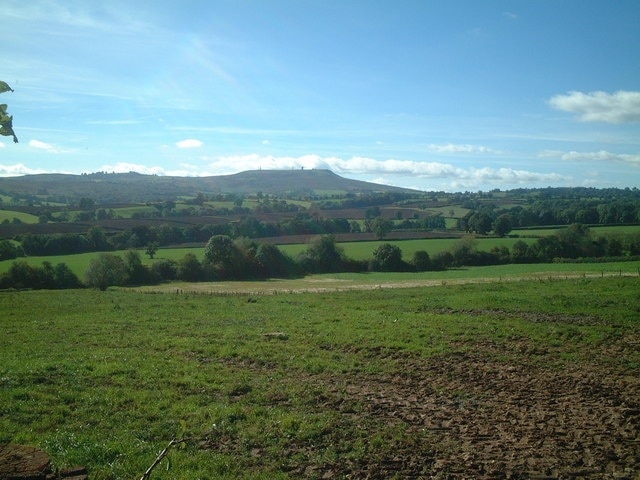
[0,444,87,480]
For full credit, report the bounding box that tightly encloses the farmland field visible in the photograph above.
[512,225,640,237]
[278,237,538,260]
[1,276,639,479]
[0,209,40,224]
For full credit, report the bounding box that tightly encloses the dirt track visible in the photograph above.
[139,271,638,296]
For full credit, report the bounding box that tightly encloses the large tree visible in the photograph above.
[85,254,128,291]
[371,217,393,240]
[298,235,346,273]
[370,243,405,271]
[492,214,513,237]
[204,234,244,273]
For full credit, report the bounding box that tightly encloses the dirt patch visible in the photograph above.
[325,352,639,479]
[201,346,639,479]
[346,354,640,478]
[427,307,608,326]
[137,272,638,296]
[0,443,88,480]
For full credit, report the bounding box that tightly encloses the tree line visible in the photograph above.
[2,224,639,291]
[459,197,640,233]
[4,212,448,259]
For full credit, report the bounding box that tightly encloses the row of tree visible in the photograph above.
[10,212,447,258]
[2,224,638,291]
[0,260,82,290]
[460,198,640,232]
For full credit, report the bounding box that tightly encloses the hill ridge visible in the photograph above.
[0,169,419,203]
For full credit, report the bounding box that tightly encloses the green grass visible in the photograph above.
[136,261,640,295]
[1,277,638,478]
[427,205,471,218]
[109,205,159,218]
[279,237,538,260]
[0,251,111,277]
[0,209,40,224]
[0,249,206,277]
[1,239,638,283]
[512,224,640,237]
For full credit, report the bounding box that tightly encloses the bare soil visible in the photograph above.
[204,335,640,479]
[319,350,639,479]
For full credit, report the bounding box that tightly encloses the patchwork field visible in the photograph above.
[1,275,638,479]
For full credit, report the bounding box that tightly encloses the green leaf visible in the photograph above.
[0,118,18,143]
[0,81,14,94]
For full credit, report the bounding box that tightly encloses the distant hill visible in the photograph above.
[0,169,420,203]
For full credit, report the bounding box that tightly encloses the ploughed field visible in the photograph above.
[1,277,638,479]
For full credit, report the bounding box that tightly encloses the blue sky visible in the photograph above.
[2,1,639,192]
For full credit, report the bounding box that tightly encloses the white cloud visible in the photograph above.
[0,163,49,176]
[99,162,209,177]
[1,155,569,190]
[86,119,140,125]
[28,139,69,153]
[176,138,203,149]
[427,143,498,154]
[559,150,640,166]
[211,154,565,186]
[549,90,640,123]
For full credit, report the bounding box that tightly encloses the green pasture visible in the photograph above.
[137,261,640,295]
[0,251,103,277]
[279,237,538,260]
[1,238,638,290]
[280,199,312,209]
[427,205,471,218]
[0,209,40,224]
[1,277,638,478]
[109,205,158,218]
[0,236,547,277]
[512,225,640,237]
[1,235,638,281]
[0,249,207,277]
[202,199,261,210]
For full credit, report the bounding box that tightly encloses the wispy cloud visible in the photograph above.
[550,150,640,166]
[86,119,140,125]
[98,162,208,177]
[549,90,640,123]
[28,139,71,153]
[176,139,204,149]
[211,154,565,186]
[0,163,50,176]
[427,143,499,154]
[4,1,151,36]
[2,154,569,190]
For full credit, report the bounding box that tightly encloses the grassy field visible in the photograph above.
[279,237,537,260]
[1,277,638,478]
[512,225,640,237]
[0,209,40,224]
[135,262,640,295]
[1,239,638,282]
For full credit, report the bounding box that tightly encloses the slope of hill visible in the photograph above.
[0,169,419,203]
